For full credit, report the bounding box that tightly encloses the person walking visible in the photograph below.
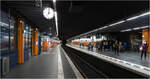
[141,41,148,60]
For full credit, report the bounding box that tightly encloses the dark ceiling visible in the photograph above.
[56,1,149,40]
[2,1,149,40]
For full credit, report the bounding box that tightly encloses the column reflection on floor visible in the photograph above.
[4,45,77,78]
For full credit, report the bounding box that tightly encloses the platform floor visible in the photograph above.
[73,44,150,68]
[4,45,76,78]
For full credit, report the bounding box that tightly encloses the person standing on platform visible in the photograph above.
[103,41,105,52]
[98,42,102,52]
[96,42,99,52]
[113,43,115,51]
[91,42,94,51]
[119,42,122,52]
[114,40,119,55]
[123,42,127,51]
[80,43,82,48]
[109,41,113,52]
[88,42,91,51]
[141,41,148,60]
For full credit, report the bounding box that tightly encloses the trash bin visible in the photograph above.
[2,57,9,76]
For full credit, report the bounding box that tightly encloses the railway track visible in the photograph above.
[62,45,147,79]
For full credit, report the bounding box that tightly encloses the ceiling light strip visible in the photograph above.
[109,20,125,27]
[55,12,59,36]
[127,12,150,21]
[121,25,149,32]
[53,0,58,36]
[68,11,150,41]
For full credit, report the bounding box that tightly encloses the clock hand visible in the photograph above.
[48,8,50,14]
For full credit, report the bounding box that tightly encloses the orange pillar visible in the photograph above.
[17,18,24,64]
[42,41,49,51]
[32,28,38,56]
[142,29,150,53]
[149,28,150,53]
[32,30,34,56]
[34,28,38,56]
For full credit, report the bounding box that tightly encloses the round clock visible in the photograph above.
[43,7,54,19]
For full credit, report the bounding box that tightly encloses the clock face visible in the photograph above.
[43,7,54,19]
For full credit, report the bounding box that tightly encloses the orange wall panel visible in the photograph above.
[142,29,150,53]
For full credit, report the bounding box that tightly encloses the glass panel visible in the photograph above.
[0,10,9,53]
[24,23,28,49]
[0,26,9,53]
[10,16,15,50]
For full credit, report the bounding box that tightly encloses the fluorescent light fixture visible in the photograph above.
[24,30,27,33]
[52,0,58,36]
[0,22,9,26]
[139,12,150,17]
[84,20,124,35]
[4,36,9,39]
[54,11,58,36]
[121,25,149,32]
[140,26,149,29]
[10,26,14,29]
[109,20,125,26]
[127,11,150,21]
[99,26,108,30]
[43,7,54,19]
[133,27,140,30]
[127,16,140,21]
[48,33,52,36]
[121,29,132,32]
[133,26,149,31]
[0,22,14,29]
[93,29,98,32]
[53,0,56,3]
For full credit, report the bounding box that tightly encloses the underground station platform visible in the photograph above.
[1,0,150,79]
[1,45,150,78]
